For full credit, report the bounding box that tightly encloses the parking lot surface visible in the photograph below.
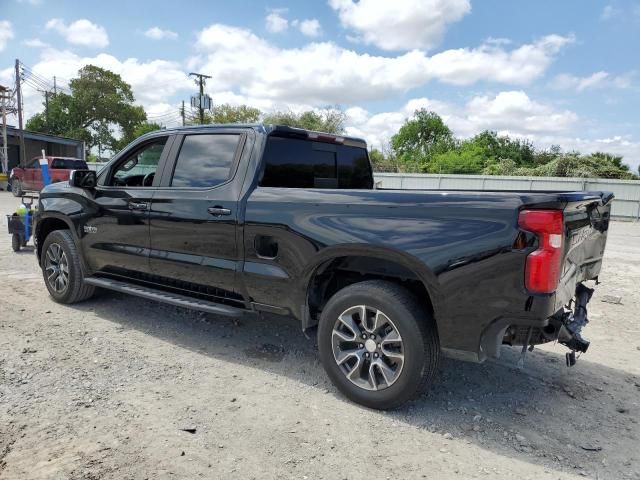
[1,190,639,479]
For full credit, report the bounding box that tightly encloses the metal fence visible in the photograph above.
[86,164,640,220]
[374,173,640,220]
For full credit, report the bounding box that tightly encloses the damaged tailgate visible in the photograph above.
[555,191,614,310]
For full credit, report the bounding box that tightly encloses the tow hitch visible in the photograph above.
[556,283,594,367]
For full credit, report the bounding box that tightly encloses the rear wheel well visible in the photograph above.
[36,218,70,260]
[307,256,434,327]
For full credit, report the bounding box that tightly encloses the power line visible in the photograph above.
[22,74,52,92]
[21,64,70,94]
[147,110,182,120]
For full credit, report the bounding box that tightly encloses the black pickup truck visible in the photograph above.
[34,124,613,409]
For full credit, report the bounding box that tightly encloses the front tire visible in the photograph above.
[40,230,95,304]
[317,280,439,410]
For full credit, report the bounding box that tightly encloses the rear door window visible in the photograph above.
[170,134,241,188]
[260,136,372,189]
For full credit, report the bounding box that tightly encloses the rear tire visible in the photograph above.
[40,230,95,304]
[11,179,22,197]
[317,280,439,410]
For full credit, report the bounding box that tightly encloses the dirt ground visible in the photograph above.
[0,189,638,480]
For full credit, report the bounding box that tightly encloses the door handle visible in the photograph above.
[128,201,148,211]
[208,206,231,216]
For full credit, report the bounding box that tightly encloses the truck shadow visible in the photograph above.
[72,291,639,479]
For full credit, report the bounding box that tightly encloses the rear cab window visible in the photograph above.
[51,158,88,169]
[260,134,373,189]
[170,134,241,188]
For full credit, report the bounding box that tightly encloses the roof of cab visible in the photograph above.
[147,124,367,147]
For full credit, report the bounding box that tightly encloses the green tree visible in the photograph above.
[368,148,399,172]
[263,107,346,134]
[199,104,262,124]
[390,110,454,172]
[429,140,486,174]
[391,110,454,157]
[592,152,629,172]
[468,130,535,168]
[514,152,636,179]
[131,121,163,138]
[26,65,146,153]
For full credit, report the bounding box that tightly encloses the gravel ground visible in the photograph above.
[0,189,638,480]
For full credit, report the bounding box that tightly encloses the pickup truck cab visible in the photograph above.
[34,124,613,409]
[10,156,88,196]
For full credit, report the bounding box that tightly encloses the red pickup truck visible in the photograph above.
[10,156,88,196]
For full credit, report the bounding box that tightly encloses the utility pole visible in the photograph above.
[53,76,57,95]
[180,100,186,126]
[189,72,211,125]
[0,86,10,174]
[15,59,25,166]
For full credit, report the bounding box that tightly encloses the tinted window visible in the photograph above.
[336,146,372,189]
[51,159,88,169]
[171,134,240,188]
[260,136,372,189]
[111,138,167,187]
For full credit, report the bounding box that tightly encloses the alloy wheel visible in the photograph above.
[331,305,404,391]
[44,243,70,293]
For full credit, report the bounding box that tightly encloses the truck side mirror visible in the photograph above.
[70,169,97,189]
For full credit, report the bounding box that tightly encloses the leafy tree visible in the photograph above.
[391,110,454,158]
[592,152,629,172]
[131,121,163,138]
[429,140,486,174]
[369,148,399,172]
[469,130,536,167]
[263,107,346,134]
[26,65,146,153]
[199,104,262,124]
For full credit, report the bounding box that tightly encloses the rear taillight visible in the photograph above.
[518,209,564,294]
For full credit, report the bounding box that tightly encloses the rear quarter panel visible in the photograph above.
[242,188,560,357]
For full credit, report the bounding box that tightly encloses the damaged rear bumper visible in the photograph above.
[479,282,595,364]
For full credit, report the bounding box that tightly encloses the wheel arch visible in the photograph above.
[301,245,441,332]
[35,214,76,265]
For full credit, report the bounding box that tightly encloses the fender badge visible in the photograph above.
[83,225,98,234]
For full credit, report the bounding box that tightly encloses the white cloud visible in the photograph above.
[265,11,288,33]
[0,20,14,52]
[552,71,634,92]
[19,48,193,119]
[144,27,178,40]
[0,66,13,89]
[329,0,471,51]
[601,5,620,20]
[296,19,322,37]
[45,18,109,48]
[464,91,578,134]
[194,24,574,105]
[23,38,49,48]
[345,91,578,148]
[345,92,639,170]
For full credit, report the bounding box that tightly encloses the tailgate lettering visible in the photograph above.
[570,226,595,248]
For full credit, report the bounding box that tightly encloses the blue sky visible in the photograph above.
[1,0,639,169]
